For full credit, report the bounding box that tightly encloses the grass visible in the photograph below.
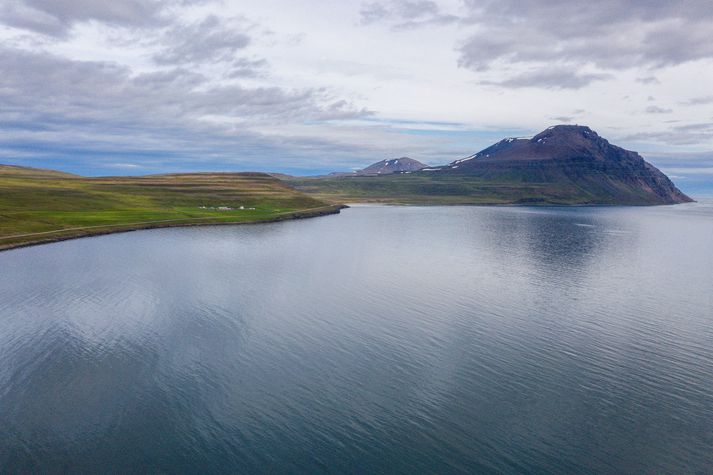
[0,165,343,250]
[286,164,675,206]
[287,173,588,205]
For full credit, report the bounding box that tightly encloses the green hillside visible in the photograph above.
[0,165,342,250]
[288,126,691,206]
[287,172,652,205]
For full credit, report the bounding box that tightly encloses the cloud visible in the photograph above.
[637,76,660,85]
[639,151,713,195]
[153,15,253,66]
[0,46,377,172]
[228,58,269,78]
[681,96,713,105]
[648,152,713,195]
[2,0,713,178]
[481,68,611,90]
[359,2,389,24]
[316,100,375,120]
[0,43,367,128]
[0,0,192,37]
[646,151,713,168]
[457,0,713,84]
[107,162,142,169]
[673,123,713,132]
[663,167,713,175]
[623,123,713,145]
[359,1,458,29]
[645,105,673,114]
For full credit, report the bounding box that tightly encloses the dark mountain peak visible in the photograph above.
[450,137,530,166]
[442,125,692,205]
[451,124,630,166]
[529,124,605,149]
[359,157,427,175]
[535,124,596,138]
[320,157,428,177]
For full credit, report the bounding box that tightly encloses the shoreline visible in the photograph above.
[2,198,701,253]
[338,200,695,207]
[0,204,346,253]
[317,197,695,207]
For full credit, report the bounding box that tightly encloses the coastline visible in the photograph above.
[0,204,346,253]
[337,200,696,207]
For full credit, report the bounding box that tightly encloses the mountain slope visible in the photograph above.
[359,157,427,175]
[0,165,342,251]
[0,164,79,178]
[289,125,692,205]
[324,157,428,177]
[439,125,691,205]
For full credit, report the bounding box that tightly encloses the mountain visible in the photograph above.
[319,157,428,178]
[288,125,692,206]
[437,125,692,205]
[358,157,428,175]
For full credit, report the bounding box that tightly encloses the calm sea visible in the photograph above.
[1,203,712,473]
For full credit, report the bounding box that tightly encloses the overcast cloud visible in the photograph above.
[0,0,711,192]
[0,0,185,37]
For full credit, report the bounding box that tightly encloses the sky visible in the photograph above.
[0,0,712,194]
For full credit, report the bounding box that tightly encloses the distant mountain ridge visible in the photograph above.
[326,157,428,177]
[293,125,692,206]
[359,157,427,175]
[436,125,691,204]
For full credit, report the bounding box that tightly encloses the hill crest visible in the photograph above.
[437,125,691,204]
[359,157,428,175]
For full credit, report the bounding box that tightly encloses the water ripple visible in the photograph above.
[1,204,712,473]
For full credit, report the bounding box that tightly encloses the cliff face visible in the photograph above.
[441,125,692,205]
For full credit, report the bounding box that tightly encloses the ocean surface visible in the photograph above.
[1,203,712,473]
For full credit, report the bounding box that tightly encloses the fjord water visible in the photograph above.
[1,204,712,473]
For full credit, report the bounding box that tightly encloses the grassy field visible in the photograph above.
[287,173,584,205]
[286,163,684,206]
[0,165,343,251]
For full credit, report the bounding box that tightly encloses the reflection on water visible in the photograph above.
[1,203,712,473]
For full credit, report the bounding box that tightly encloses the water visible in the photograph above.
[1,203,712,473]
